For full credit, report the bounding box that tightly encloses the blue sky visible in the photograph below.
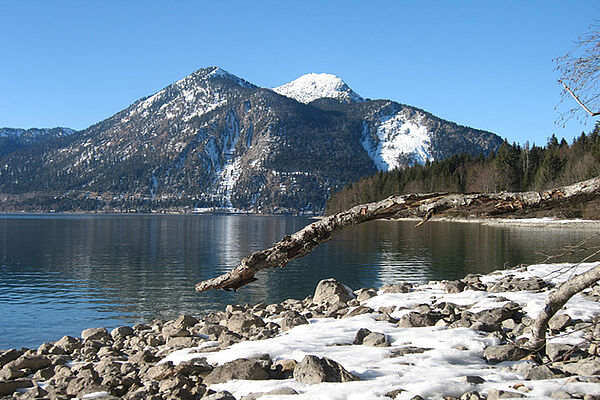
[1,1,598,145]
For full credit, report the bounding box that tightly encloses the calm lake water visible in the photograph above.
[0,214,597,349]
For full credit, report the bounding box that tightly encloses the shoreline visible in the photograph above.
[389,216,600,229]
[2,263,600,399]
[2,211,600,231]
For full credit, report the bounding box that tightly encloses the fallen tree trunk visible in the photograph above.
[526,260,600,351]
[196,176,600,292]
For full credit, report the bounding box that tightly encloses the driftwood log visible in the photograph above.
[196,176,600,292]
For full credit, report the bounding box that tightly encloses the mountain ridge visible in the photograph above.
[0,67,503,214]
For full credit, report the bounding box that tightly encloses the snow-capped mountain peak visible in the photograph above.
[273,73,364,104]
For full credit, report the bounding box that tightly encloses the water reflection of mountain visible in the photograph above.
[0,215,596,348]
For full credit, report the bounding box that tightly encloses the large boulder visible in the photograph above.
[313,279,355,305]
[111,326,134,340]
[561,358,600,375]
[0,349,22,369]
[81,327,110,341]
[0,379,34,396]
[54,335,82,353]
[483,344,528,363]
[279,311,308,331]
[293,355,359,384]
[203,356,272,385]
[226,312,265,333]
[353,328,389,347]
[3,355,52,372]
[397,312,436,328]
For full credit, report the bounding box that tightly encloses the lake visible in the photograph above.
[0,214,596,349]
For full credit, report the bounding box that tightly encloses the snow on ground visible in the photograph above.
[159,263,600,400]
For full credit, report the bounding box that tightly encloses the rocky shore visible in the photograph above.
[2,264,600,399]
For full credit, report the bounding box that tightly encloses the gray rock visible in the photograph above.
[203,391,236,400]
[129,349,159,364]
[313,278,355,305]
[442,280,466,293]
[449,318,472,329]
[33,366,55,380]
[273,359,297,379]
[483,344,528,363]
[218,330,243,346]
[470,321,501,332]
[390,347,432,357]
[81,327,110,341]
[55,335,83,353]
[552,391,574,399]
[461,391,484,400]
[363,332,389,347]
[462,376,485,384]
[226,312,265,333]
[397,312,436,328]
[501,318,517,330]
[280,310,308,331]
[546,343,575,362]
[0,378,34,396]
[353,328,372,344]
[133,323,151,331]
[111,326,134,340]
[3,355,52,372]
[203,356,272,385]
[196,323,227,339]
[17,386,50,399]
[94,359,122,376]
[343,305,374,318]
[0,366,27,380]
[385,388,406,398]
[146,361,176,380]
[487,388,526,399]
[356,289,377,302]
[521,364,557,380]
[162,325,190,338]
[158,375,191,393]
[166,336,203,349]
[293,354,359,384]
[175,358,213,376]
[241,387,298,400]
[66,376,107,397]
[474,307,513,325]
[562,358,600,375]
[173,314,199,329]
[376,311,399,323]
[549,314,573,331]
[0,349,22,369]
[381,282,413,294]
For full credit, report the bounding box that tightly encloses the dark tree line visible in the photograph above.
[325,124,600,214]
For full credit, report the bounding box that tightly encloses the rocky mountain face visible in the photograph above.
[0,67,502,214]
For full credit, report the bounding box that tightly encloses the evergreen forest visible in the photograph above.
[325,124,600,215]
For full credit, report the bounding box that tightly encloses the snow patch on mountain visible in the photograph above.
[362,113,433,171]
[273,73,364,104]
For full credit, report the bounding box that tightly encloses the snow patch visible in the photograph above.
[362,113,433,171]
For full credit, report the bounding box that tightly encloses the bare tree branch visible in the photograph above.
[560,80,600,117]
[555,21,600,123]
[195,176,600,292]
[525,253,600,351]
